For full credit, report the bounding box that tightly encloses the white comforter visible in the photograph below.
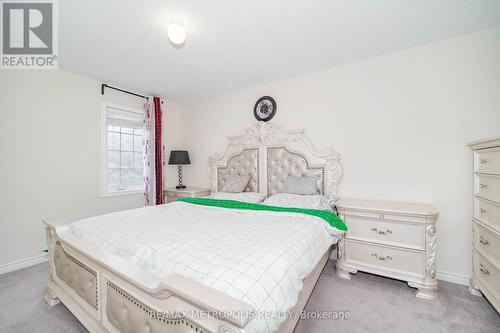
[70,201,343,333]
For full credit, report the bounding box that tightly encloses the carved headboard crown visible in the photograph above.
[208,122,342,200]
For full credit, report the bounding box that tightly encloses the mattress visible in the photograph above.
[69,201,344,333]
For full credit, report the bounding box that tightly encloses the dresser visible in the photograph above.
[164,187,211,203]
[335,198,439,299]
[468,138,500,313]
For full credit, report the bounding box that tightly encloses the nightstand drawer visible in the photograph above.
[345,240,425,278]
[342,210,426,224]
[166,193,182,203]
[477,224,500,266]
[344,216,425,250]
[164,187,211,203]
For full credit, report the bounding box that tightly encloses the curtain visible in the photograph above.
[143,96,164,205]
[153,97,164,204]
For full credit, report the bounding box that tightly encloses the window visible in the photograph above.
[102,103,144,195]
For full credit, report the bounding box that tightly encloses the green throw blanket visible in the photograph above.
[176,197,347,231]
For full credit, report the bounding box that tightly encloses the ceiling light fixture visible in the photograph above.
[167,18,186,45]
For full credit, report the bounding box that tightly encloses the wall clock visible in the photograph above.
[253,96,276,122]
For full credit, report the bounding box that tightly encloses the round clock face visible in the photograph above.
[253,96,276,122]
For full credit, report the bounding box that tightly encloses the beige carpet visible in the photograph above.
[0,261,499,333]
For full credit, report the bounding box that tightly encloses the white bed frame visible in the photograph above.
[44,122,343,333]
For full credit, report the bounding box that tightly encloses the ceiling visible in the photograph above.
[59,0,500,103]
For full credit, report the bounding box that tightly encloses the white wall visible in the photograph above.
[0,69,183,267]
[180,27,500,279]
[1,27,498,279]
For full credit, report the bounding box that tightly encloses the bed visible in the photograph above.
[43,122,344,333]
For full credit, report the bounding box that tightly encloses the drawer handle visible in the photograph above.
[480,159,487,164]
[480,184,487,189]
[480,208,487,214]
[480,264,490,275]
[378,214,385,219]
[372,253,392,261]
[479,237,490,246]
[371,227,392,235]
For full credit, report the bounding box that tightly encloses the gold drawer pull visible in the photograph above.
[480,264,490,275]
[480,159,487,164]
[372,253,392,261]
[480,208,487,214]
[479,237,490,246]
[372,227,392,235]
[480,184,487,189]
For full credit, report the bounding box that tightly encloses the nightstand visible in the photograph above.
[335,198,439,300]
[164,187,211,203]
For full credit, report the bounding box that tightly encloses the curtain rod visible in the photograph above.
[101,83,164,104]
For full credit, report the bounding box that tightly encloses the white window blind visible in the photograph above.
[104,105,144,194]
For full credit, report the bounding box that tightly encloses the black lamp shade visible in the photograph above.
[168,150,190,165]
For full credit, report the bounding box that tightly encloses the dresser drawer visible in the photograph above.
[475,198,500,232]
[476,224,500,266]
[476,175,500,204]
[477,253,500,299]
[477,148,500,175]
[344,240,425,278]
[344,216,425,250]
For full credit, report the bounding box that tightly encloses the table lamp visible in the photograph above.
[168,150,190,189]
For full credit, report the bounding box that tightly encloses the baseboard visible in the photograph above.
[0,253,470,287]
[436,270,469,286]
[0,254,49,276]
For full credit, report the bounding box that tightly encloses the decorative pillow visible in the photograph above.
[285,176,319,195]
[211,192,266,203]
[262,193,334,211]
[221,175,250,193]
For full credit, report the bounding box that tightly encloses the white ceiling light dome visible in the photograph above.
[167,18,186,45]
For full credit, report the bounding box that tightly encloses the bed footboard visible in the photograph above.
[106,281,207,333]
[43,221,255,333]
[54,240,98,309]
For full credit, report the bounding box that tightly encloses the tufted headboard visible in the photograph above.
[217,148,259,192]
[208,122,342,200]
[267,147,325,196]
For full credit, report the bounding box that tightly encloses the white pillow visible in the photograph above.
[262,193,334,211]
[221,175,250,193]
[286,176,319,195]
[212,192,266,203]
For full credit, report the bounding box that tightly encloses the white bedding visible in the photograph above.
[69,201,344,333]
